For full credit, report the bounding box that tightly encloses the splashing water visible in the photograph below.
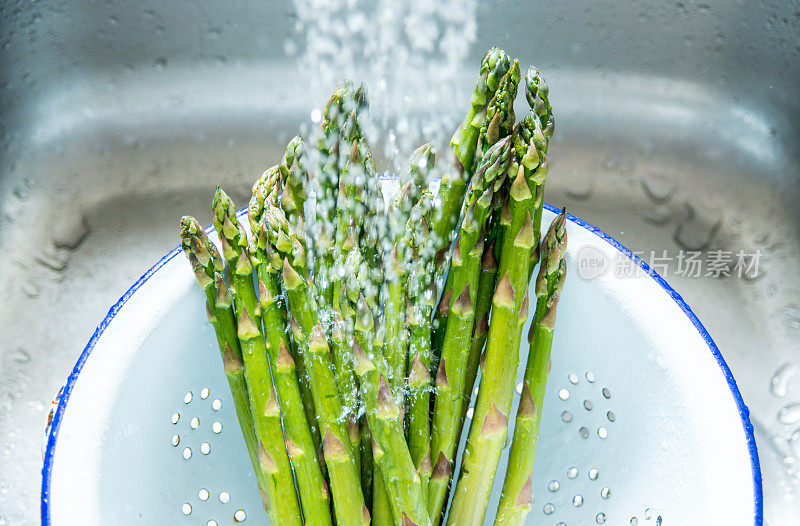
[289,0,477,169]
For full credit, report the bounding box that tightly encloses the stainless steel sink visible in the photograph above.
[1,1,798,524]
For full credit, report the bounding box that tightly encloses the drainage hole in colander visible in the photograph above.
[601,487,611,499]
[543,502,555,514]
[561,410,572,422]
[199,488,209,501]
[548,480,560,492]
[212,421,223,433]
[583,399,593,411]
[572,494,584,507]
[596,512,606,523]
[212,398,222,410]
[171,412,180,424]
[181,503,192,515]
[184,391,193,404]
[588,468,599,480]
[191,416,200,429]
[200,442,211,454]
[171,434,180,446]
[567,466,578,479]
[234,509,247,522]
[219,491,230,504]
[200,387,210,399]
[182,447,192,459]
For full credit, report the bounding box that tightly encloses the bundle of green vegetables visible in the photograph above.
[179,46,567,526]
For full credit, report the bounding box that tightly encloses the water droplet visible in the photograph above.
[607,410,616,422]
[184,391,193,404]
[191,417,200,429]
[548,480,560,492]
[789,429,800,457]
[588,468,599,480]
[601,487,611,499]
[171,434,180,446]
[154,57,168,70]
[543,503,555,515]
[602,387,611,399]
[598,426,608,439]
[466,407,474,420]
[568,373,578,384]
[558,388,570,400]
[561,411,572,423]
[213,421,223,434]
[212,399,222,410]
[171,412,180,424]
[183,447,192,459]
[567,466,578,478]
[772,363,799,396]
[219,491,230,503]
[201,442,211,455]
[645,508,652,519]
[586,371,596,382]
[596,513,606,524]
[584,399,593,411]
[630,518,639,526]
[656,517,662,526]
[572,494,584,507]
[515,382,523,394]
[556,523,566,526]
[234,509,246,521]
[579,427,589,438]
[311,108,323,123]
[201,387,210,399]
[182,503,192,515]
[208,521,218,526]
[199,488,209,501]
[778,403,800,424]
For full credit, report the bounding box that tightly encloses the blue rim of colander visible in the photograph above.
[40,203,763,525]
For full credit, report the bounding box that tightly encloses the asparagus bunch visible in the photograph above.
[180,46,566,526]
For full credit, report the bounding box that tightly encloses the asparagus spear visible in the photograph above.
[269,218,369,526]
[450,47,512,174]
[519,66,554,276]
[475,61,521,162]
[432,48,511,274]
[279,134,309,226]
[447,158,539,526]
[209,190,304,524]
[179,217,287,523]
[247,175,335,524]
[459,243,496,428]
[352,296,432,526]
[403,192,437,510]
[495,210,567,525]
[431,137,513,364]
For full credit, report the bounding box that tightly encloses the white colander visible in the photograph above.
[41,204,762,525]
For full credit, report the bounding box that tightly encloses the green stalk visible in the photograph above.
[431,137,513,367]
[432,48,511,275]
[281,258,369,526]
[427,190,494,524]
[237,308,304,526]
[495,210,567,525]
[460,241,497,428]
[257,269,333,526]
[179,217,272,513]
[352,297,432,526]
[447,161,538,526]
[210,189,304,524]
